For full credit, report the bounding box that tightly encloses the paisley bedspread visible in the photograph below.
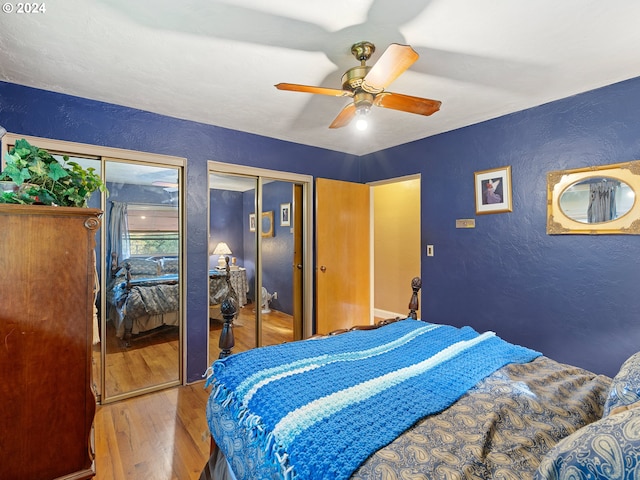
[205,321,541,480]
[201,356,610,480]
[352,356,611,480]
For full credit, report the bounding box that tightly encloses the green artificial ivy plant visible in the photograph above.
[0,138,107,207]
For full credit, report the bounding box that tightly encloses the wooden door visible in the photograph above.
[315,178,370,334]
[292,183,304,341]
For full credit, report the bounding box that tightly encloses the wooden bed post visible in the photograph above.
[408,276,421,319]
[218,257,238,359]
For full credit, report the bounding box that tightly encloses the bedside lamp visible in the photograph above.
[212,242,232,268]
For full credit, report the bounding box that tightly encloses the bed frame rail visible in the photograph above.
[216,275,422,358]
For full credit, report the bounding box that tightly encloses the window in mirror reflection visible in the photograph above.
[127,204,179,256]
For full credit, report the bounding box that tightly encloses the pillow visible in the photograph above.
[603,352,640,417]
[535,407,640,480]
[158,257,179,274]
[117,257,160,276]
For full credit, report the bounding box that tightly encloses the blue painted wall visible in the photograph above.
[2,77,640,380]
[261,181,295,315]
[361,76,640,377]
[0,81,360,382]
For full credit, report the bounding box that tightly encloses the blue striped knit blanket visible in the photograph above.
[205,319,540,480]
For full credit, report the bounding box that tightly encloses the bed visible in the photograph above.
[108,254,235,346]
[200,277,640,480]
[106,255,180,345]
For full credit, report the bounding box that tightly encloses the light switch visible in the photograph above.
[426,245,434,257]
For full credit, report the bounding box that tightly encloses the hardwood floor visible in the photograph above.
[94,307,293,480]
[94,382,211,480]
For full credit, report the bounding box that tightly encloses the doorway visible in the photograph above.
[207,162,312,361]
[371,175,422,319]
[314,175,421,332]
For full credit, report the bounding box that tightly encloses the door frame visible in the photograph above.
[368,173,422,320]
[207,161,314,351]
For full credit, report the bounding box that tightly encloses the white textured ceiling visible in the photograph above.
[1,0,640,156]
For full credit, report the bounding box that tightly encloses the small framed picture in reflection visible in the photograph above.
[280,203,291,227]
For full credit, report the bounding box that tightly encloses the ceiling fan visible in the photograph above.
[275,41,441,130]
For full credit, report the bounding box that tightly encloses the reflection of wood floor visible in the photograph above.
[93,307,294,479]
[209,306,295,364]
[93,306,294,398]
[95,321,181,398]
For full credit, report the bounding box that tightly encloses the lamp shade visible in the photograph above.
[212,242,232,256]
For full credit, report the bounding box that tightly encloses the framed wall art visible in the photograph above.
[474,166,513,214]
[261,211,274,237]
[280,203,291,227]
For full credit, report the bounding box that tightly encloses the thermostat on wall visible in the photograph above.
[456,219,475,228]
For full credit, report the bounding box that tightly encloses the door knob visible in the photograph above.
[296,264,303,270]
[320,265,327,272]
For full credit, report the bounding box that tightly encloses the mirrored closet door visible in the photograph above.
[101,159,183,403]
[1,133,186,404]
[257,177,303,346]
[208,166,311,363]
[208,172,260,356]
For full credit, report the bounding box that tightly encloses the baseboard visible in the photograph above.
[374,308,406,320]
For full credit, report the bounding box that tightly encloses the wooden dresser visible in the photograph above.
[0,204,101,480]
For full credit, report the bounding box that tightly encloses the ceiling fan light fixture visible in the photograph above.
[355,105,370,131]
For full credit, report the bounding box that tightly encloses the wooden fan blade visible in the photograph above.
[275,83,353,97]
[374,92,441,116]
[362,44,419,93]
[329,103,356,129]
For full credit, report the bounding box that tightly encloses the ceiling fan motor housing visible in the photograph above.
[341,66,371,91]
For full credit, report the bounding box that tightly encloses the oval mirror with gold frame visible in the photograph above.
[547,160,640,234]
